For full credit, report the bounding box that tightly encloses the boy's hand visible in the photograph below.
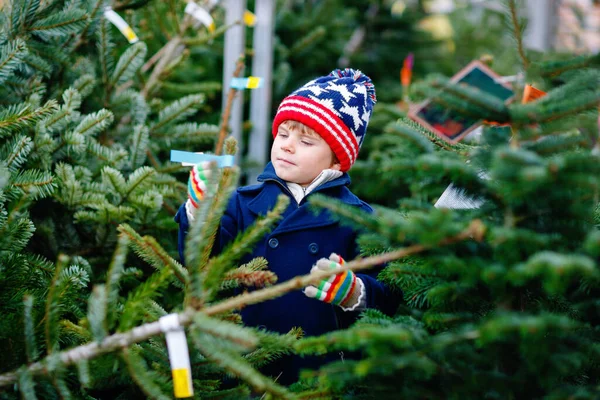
[304,253,365,311]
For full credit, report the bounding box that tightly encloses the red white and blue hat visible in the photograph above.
[272,68,377,172]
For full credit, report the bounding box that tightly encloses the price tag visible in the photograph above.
[159,314,193,398]
[185,2,216,32]
[104,7,139,44]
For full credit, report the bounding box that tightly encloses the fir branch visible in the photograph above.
[149,94,205,133]
[44,254,70,354]
[0,100,58,138]
[23,295,40,363]
[192,334,294,399]
[1,135,33,171]
[384,120,434,154]
[72,74,96,99]
[117,223,188,285]
[506,0,528,69]
[122,347,171,400]
[17,367,37,400]
[11,169,55,200]
[29,9,89,38]
[105,233,129,330]
[72,109,114,137]
[200,194,289,303]
[97,17,115,94]
[87,284,108,342]
[0,39,28,85]
[0,222,482,387]
[118,267,173,331]
[21,52,52,77]
[193,313,259,352]
[110,41,147,88]
[129,124,149,169]
[396,117,474,156]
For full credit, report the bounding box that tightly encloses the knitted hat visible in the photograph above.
[272,68,377,172]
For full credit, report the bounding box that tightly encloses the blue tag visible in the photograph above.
[170,150,235,168]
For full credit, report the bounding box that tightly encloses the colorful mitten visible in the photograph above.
[304,253,365,311]
[185,162,215,221]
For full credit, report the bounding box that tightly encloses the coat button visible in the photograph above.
[308,243,319,254]
[268,238,279,248]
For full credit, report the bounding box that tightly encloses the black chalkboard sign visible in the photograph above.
[409,60,514,143]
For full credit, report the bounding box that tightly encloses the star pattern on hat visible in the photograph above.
[327,82,356,102]
[297,84,329,97]
[352,83,367,97]
[339,101,362,131]
[309,96,340,117]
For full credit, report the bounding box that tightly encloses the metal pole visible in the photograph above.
[523,0,558,51]
[222,0,247,165]
[247,0,275,183]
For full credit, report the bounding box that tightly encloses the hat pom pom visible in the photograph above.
[329,68,377,105]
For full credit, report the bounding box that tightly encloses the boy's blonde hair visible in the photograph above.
[280,120,339,164]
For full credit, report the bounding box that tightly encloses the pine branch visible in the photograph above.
[129,124,149,169]
[122,347,171,400]
[1,135,33,171]
[110,41,147,89]
[200,194,289,303]
[192,334,294,399]
[0,100,58,138]
[506,0,528,69]
[187,166,240,304]
[117,223,188,285]
[29,9,89,39]
[149,94,205,133]
[0,221,483,387]
[0,39,28,85]
[105,233,130,330]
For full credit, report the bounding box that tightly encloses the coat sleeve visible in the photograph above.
[174,194,241,265]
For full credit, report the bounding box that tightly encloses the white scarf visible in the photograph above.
[286,169,343,205]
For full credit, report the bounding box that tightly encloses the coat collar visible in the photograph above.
[256,162,351,191]
[243,163,361,234]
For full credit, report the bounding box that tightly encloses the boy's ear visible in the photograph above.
[331,161,342,171]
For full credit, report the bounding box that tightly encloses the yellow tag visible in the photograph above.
[246,76,261,89]
[123,27,138,43]
[243,10,256,26]
[172,368,193,398]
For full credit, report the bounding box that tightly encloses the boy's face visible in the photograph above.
[271,122,341,185]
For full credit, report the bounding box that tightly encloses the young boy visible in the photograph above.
[175,68,399,385]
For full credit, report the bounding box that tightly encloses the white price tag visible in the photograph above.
[159,314,193,398]
[104,7,139,44]
[185,2,215,32]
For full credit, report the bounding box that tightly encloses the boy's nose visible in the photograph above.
[281,143,294,153]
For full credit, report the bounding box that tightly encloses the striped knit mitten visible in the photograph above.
[185,162,215,221]
[304,253,364,311]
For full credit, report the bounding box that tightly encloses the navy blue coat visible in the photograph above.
[175,162,399,384]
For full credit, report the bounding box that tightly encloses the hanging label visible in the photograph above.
[230,76,262,90]
[104,7,139,44]
[185,2,216,32]
[243,10,256,26]
[171,150,235,168]
[522,84,547,104]
[159,314,193,398]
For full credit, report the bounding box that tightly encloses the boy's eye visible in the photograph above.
[301,141,313,146]
[279,133,288,138]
